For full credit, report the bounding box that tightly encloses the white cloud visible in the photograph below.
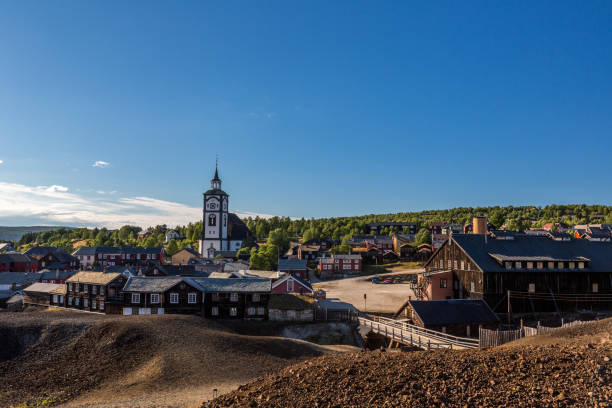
[0,160,3,164]
[92,161,110,168]
[0,181,276,228]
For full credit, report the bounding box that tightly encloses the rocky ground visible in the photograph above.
[0,311,355,407]
[205,318,611,407]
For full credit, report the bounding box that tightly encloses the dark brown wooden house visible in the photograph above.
[121,276,204,315]
[23,282,65,307]
[65,272,127,314]
[193,277,271,319]
[422,232,612,314]
[396,298,500,337]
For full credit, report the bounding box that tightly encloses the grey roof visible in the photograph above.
[72,246,162,256]
[123,276,185,292]
[191,277,271,293]
[409,299,499,326]
[38,269,75,281]
[442,234,612,273]
[277,259,307,271]
[0,252,34,263]
[0,272,41,285]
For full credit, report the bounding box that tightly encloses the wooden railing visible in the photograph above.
[358,315,479,350]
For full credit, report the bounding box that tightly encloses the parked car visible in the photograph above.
[371,276,380,284]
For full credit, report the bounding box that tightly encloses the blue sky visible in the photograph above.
[1,1,611,227]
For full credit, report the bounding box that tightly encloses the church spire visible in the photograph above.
[211,157,221,190]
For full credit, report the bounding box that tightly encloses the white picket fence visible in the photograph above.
[479,319,592,348]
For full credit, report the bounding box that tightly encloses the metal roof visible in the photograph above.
[0,272,41,285]
[191,277,271,293]
[409,299,500,326]
[277,259,307,271]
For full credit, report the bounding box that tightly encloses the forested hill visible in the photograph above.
[0,226,70,242]
[9,204,612,254]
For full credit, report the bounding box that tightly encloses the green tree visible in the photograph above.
[414,228,432,246]
[267,228,290,255]
[165,239,179,256]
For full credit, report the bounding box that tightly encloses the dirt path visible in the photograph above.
[314,268,421,313]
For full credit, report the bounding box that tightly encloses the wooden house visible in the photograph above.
[192,277,271,319]
[422,232,612,313]
[65,272,127,314]
[171,248,200,265]
[268,294,314,321]
[121,276,204,315]
[271,274,313,295]
[23,282,65,307]
[277,258,308,280]
[396,299,499,337]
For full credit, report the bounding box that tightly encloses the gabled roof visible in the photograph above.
[123,276,186,292]
[191,277,271,293]
[66,272,122,285]
[277,258,307,271]
[173,247,199,257]
[0,272,41,285]
[0,252,34,263]
[228,213,251,241]
[446,233,612,273]
[271,274,313,293]
[38,269,75,281]
[409,299,499,326]
[23,282,64,294]
[238,270,284,279]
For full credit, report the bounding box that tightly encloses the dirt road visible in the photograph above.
[313,269,421,314]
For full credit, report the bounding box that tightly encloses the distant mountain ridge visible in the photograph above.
[0,226,71,242]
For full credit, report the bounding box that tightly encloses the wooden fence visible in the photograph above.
[480,319,593,348]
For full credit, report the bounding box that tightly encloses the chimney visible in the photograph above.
[473,216,488,235]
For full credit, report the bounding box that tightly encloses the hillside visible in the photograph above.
[205,319,611,407]
[0,226,69,242]
[0,311,348,407]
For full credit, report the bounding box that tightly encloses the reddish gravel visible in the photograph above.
[205,319,612,408]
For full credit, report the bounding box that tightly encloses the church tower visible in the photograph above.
[200,162,229,257]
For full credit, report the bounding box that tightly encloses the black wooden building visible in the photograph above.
[423,232,612,314]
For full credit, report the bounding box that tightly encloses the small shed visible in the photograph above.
[402,299,500,337]
[268,294,314,321]
[23,282,65,307]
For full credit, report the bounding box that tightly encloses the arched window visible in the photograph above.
[208,214,216,226]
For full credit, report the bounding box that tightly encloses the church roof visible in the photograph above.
[205,188,228,195]
[229,213,252,240]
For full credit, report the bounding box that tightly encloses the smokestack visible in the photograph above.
[473,216,488,235]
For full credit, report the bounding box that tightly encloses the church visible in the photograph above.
[198,165,252,258]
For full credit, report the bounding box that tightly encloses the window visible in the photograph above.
[68,283,73,291]
[460,261,465,270]
[547,262,555,269]
[92,285,97,295]
[84,284,88,293]
[169,293,179,304]
[230,307,237,316]
[83,298,88,308]
[131,293,140,304]
[99,301,104,310]
[470,281,475,292]
[527,262,533,269]
[557,262,564,269]
[440,279,447,289]
[75,283,79,292]
[537,262,543,269]
[59,295,64,303]
[248,307,255,315]
[528,283,535,293]
[211,306,219,316]
[68,296,73,305]
[150,294,160,304]
[252,294,260,302]
[230,293,239,302]
[515,262,522,269]
[188,292,197,304]
[75,297,80,306]
[100,286,105,296]
[287,280,295,292]
[578,262,585,269]
[447,260,451,269]
[505,262,512,269]
[257,307,265,315]
[53,295,58,303]
[92,300,97,309]
[569,262,575,269]
[592,283,599,293]
[453,260,458,269]
[208,214,216,226]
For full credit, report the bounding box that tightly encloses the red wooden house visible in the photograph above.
[0,253,38,272]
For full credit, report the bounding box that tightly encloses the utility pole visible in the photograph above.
[507,290,511,325]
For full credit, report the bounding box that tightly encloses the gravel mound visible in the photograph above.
[205,319,611,407]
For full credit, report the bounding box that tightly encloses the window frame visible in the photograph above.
[230,292,239,302]
[187,292,197,304]
[169,292,179,304]
[131,293,141,304]
[150,293,160,304]
[440,278,447,289]
[230,307,237,317]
